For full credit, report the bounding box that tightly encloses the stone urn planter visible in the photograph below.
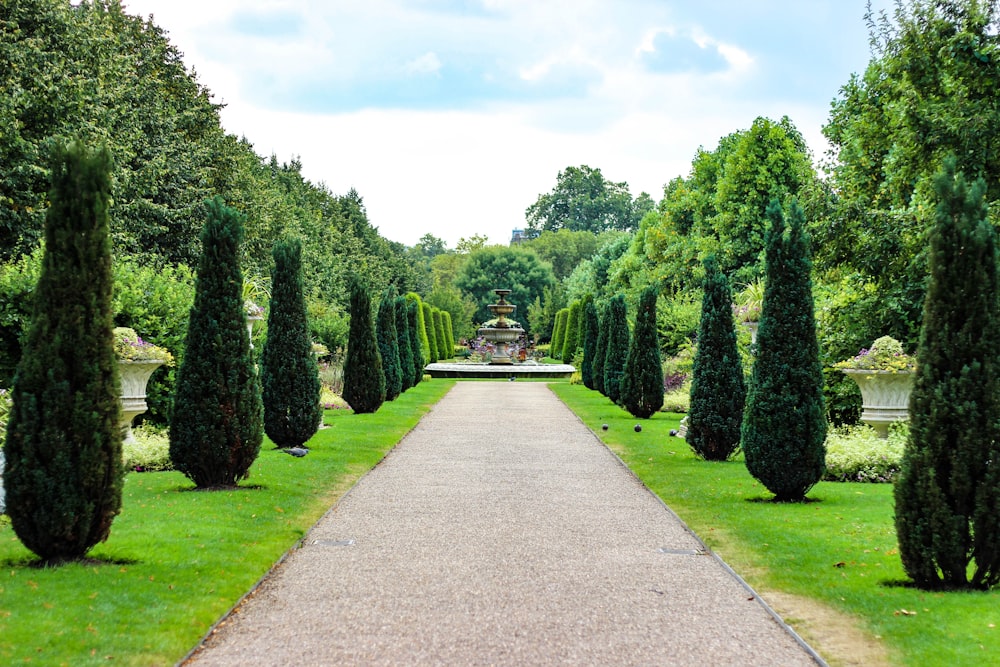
[840,369,914,438]
[118,359,165,444]
[744,321,759,345]
[113,327,173,444]
[837,336,916,439]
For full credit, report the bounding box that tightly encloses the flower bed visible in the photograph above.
[822,423,906,483]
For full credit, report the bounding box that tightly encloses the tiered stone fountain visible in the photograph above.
[424,288,575,379]
[477,289,524,365]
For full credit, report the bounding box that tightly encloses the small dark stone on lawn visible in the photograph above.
[601,424,609,431]
[669,429,678,437]
[634,424,642,432]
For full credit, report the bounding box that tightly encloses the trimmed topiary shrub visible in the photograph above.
[742,199,826,501]
[170,197,263,488]
[376,286,403,402]
[406,299,424,385]
[405,292,430,366]
[261,238,321,449]
[550,308,568,360]
[432,308,448,361]
[343,277,385,413]
[603,294,630,405]
[394,295,414,392]
[422,302,439,364]
[592,302,609,395]
[5,141,123,562]
[581,300,599,389]
[895,158,1000,589]
[442,310,455,358]
[621,286,664,418]
[561,300,582,363]
[687,255,745,460]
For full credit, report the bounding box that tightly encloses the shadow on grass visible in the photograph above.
[1,554,139,569]
[744,495,824,504]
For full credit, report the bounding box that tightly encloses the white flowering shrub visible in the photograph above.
[823,423,906,483]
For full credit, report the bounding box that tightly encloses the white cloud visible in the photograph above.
[120,0,880,250]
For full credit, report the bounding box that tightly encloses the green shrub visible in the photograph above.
[561,300,582,362]
[621,286,664,418]
[550,308,568,360]
[307,297,349,356]
[261,238,322,449]
[895,158,1000,590]
[603,294,630,405]
[5,141,123,562]
[406,299,424,386]
[376,287,403,402]
[823,423,905,483]
[581,300,599,389]
[662,384,691,413]
[394,296,415,392]
[742,199,826,501]
[169,197,263,488]
[592,302,609,395]
[422,302,439,364]
[687,255,745,460]
[405,293,430,366]
[343,277,385,414]
[123,425,173,472]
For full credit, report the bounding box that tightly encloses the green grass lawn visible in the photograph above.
[0,380,454,666]
[550,382,1000,667]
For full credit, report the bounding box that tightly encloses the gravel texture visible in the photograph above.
[186,382,822,666]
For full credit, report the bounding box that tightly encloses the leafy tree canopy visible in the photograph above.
[454,246,556,326]
[525,165,654,235]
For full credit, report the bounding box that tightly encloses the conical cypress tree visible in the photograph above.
[406,299,424,385]
[343,277,385,413]
[561,300,582,363]
[687,255,746,460]
[603,295,630,405]
[442,311,455,358]
[592,302,609,395]
[395,296,414,392]
[376,286,403,402]
[405,292,430,366]
[551,308,568,360]
[581,300,600,389]
[432,308,448,361]
[170,197,263,488]
[742,199,826,501]
[261,238,321,449]
[422,302,439,364]
[621,285,664,419]
[895,158,1000,590]
[5,141,123,562]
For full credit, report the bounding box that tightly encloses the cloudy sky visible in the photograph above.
[120,0,893,248]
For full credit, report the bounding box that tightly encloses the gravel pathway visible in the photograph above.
[185,382,822,666]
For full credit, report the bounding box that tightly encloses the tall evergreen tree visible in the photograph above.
[376,286,403,402]
[405,292,430,367]
[432,308,448,361]
[561,300,582,362]
[406,299,424,385]
[581,300,600,389]
[688,255,746,460]
[170,197,263,488]
[422,302,439,364]
[895,158,1000,590]
[742,199,826,501]
[603,295,630,405]
[261,238,322,449]
[442,310,455,358]
[551,308,569,360]
[621,285,664,418]
[592,302,609,395]
[343,277,385,413]
[5,141,123,562]
[395,295,414,392]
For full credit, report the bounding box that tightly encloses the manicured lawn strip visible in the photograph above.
[0,380,455,667]
[549,383,1000,667]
